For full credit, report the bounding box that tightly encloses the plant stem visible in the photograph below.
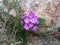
[23,30,28,45]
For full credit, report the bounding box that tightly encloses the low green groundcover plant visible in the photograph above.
[5,10,45,45]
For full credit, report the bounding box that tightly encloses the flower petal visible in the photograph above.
[32,26,38,31]
[28,23,33,28]
[24,17,30,24]
[24,24,29,30]
[30,16,39,24]
[29,11,35,18]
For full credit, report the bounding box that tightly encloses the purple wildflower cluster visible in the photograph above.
[21,11,39,31]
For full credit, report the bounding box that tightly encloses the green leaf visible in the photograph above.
[3,0,8,5]
[9,1,20,9]
[10,43,16,45]
[57,27,60,31]
[0,37,2,43]
[38,18,45,28]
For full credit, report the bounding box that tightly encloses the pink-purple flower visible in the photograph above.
[24,17,30,24]
[28,23,33,28]
[32,26,38,31]
[24,24,29,30]
[30,16,39,24]
[21,11,39,31]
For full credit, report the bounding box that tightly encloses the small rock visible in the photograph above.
[0,0,2,2]
[3,7,8,12]
[9,9,16,17]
